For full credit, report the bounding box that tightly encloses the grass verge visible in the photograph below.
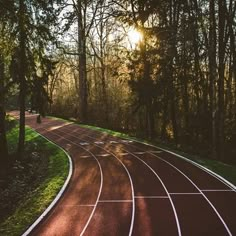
[0,123,69,236]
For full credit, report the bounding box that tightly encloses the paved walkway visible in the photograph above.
[10,112,236,236]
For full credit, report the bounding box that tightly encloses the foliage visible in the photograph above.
[0,123,69,236]
[46,0,236,164]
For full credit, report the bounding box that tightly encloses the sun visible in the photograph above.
[127,28,143,48]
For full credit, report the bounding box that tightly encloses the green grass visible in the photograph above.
[0,125,69,236]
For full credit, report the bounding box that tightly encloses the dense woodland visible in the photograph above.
[0,0,236,168]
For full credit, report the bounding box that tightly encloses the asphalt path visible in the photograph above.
[10,112,236,236]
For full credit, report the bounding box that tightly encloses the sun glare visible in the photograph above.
[127,28,142,48]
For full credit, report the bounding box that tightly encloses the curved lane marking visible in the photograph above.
[37,129,104,236]
[53,128,136,236]
[129,140,236,191]
[150,153,233,236]
[121,150,182,236]
[38,119,236,236]
[56,127,178,236]
[70,123,236,192]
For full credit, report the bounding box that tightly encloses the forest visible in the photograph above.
[0,0,236,168]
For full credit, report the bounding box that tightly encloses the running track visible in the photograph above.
[10,112,236,236]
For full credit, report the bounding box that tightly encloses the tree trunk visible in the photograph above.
[77,0,88,123]
[217,0,227,160]
[161,90,168,139]
[17,0,27,158]
[170,87,178,144]
[0,54,8,167]
[209,0,217,159]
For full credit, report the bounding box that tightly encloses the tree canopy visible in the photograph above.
[1,0,236,164]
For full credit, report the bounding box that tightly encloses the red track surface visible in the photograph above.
[10,112,236,236]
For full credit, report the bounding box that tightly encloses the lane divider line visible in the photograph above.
[98,200,132,203]
[121,140,133,143]
[149,151,163,154]
[134,196,168,199]
[110,141,119,144]
[95,132,236,192]
[151,153,233,236]
[128,154,182,236]
[136,142,236,192]
[201,189,234,192]
[61,204,95,207]
[43,131,104,236]
[79,156,91,158]
[25,123,104,236]
[53,128,136,236]
[96,154,111,157]
[80,142,90,146]
[52,121,236,235]
[94,141,104,145]
[119,153,129,156]
[62,121,235,191]
[169,193,201,195]
[57,124,181,236]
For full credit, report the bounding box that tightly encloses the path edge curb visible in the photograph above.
[21,131,73,236]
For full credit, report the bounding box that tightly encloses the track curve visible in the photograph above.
[9,112,236,236]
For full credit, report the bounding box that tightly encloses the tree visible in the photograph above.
[0,53,8,167]
[61,0,105,122]
[0,0,15,167]
[12,0,64,158]
[49,0,236,163]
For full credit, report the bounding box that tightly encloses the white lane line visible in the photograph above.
[79,156,91,158]
[107,133,234,236]
[133,152,146,155]
[128,154,182,236]
[110,141,119,144]
[96,154,111,157]
[119,153,129,156]
[141,144,236,192]
[98,200,132,203]
[80,142,90,146]
[103,134,236,192]
[53,128,135,236]
[134,196,168,199]
[99,154,135,236]
[169,193,201,195]
[150,153,233,236]
[94,141,104,145]
[201,189,234,192]
[121,140,133,143]
[62,204,95,207]
[40,130,104,236]
[149,151,163,154]
[52,121,236,235]
[22,129,73,236]
[60,127,180,236]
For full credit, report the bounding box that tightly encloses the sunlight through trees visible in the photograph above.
[1,0,236,164]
